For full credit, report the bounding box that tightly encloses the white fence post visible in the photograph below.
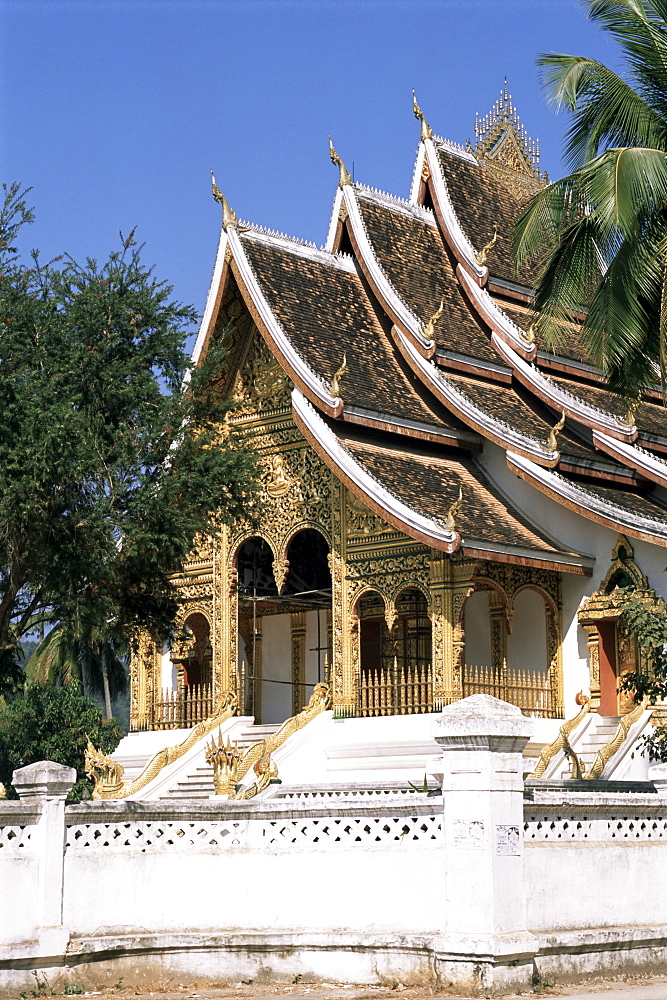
[432,693,536,995]
[13,760,76,957]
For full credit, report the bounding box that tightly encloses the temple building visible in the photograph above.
[124,86,667,786]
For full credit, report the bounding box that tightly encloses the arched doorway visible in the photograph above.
[357,587,433,716]
[579,537,654,717]
[235,529,331,724]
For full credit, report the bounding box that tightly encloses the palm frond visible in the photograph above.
[537,53,665,168]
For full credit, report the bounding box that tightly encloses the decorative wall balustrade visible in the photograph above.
[461,663,559,718]
[145,683,214,731]
[359,662,433,717]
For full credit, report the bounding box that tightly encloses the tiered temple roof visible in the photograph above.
[197,85,667,568]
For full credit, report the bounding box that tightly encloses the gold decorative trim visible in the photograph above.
[85,692,237,799]
[528,692,591,779]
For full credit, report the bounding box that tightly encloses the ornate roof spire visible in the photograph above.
[470,82,547,190]
[329,137,352,187]
[412,90,433,141]
[210,171,249,232]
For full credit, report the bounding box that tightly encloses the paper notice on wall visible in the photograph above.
[495,825,520,855]
[452,819,485,849]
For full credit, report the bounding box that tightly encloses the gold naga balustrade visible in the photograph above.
[529,692,592,779]
[85,691,238,799]
[207,682,332,800]
[585,697,649,780]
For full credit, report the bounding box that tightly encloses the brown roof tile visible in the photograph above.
[552,377,667,439]
[436,146,537,286]
[498,299,593,367]
[357,195,499,364]
[339,431,565,555]
[240,235,463,430]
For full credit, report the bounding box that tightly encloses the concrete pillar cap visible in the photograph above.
[434,694,532,751]
[12,760,77,801]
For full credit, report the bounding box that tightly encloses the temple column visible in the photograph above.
[331,481,356,716]
[581,623,601,711]
[251,617,263,721]
[291,612,307,715]
[430,554,476,708]
[489,591,508,698]
[217,525,236,702]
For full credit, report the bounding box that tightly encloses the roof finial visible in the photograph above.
[210,171,250,232]
[618,398,641,428]
[444,485,463,531]
[329,353,347,398]
[422,300,444,339]
[412,90,433,141]
[329,137,352,187]
[546,411,566,452]
[474,229,499,266]
[522,322,536,346]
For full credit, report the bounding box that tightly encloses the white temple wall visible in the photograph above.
[161,646,176,691]
[463,590,492,666]
[479,442,667,712]
[506,589,548,672]
[261,612,291,723]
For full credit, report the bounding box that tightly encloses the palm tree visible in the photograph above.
[514,0,667,397]
[25,612,128,721]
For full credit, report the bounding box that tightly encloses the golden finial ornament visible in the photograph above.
[210,170,250,232]
[412,90,433,141]
[546,411,566,451]
[521,322,536,346]
[329,353,347,398]
[475,229,499,266]
[444,485,463,531]
[618,398,641,428]
[329,137,352,187]
[422,300,444,339]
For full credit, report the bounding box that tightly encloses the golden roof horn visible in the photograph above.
[210,171,250,232]
[475,229,499,266]
[444,485,463,531]
[546,411,566,452]
[329,353,347,398]
[329,137,352,187]
[412,90,433,141]
[423,300,444,339]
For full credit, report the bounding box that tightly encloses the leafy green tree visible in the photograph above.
[0,683,123,801]
[617,594,667,760]
[0,183,257,692]
[514,0,667,396]
[25,608,128,720]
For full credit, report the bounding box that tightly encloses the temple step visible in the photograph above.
[161,722,281,800]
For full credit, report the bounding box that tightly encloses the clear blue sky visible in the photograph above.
[1,0,618,343]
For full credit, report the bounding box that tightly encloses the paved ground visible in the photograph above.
[38,976,667,1000]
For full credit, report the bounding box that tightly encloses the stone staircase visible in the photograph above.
[573,716,620,778]
[161,722,281,800]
